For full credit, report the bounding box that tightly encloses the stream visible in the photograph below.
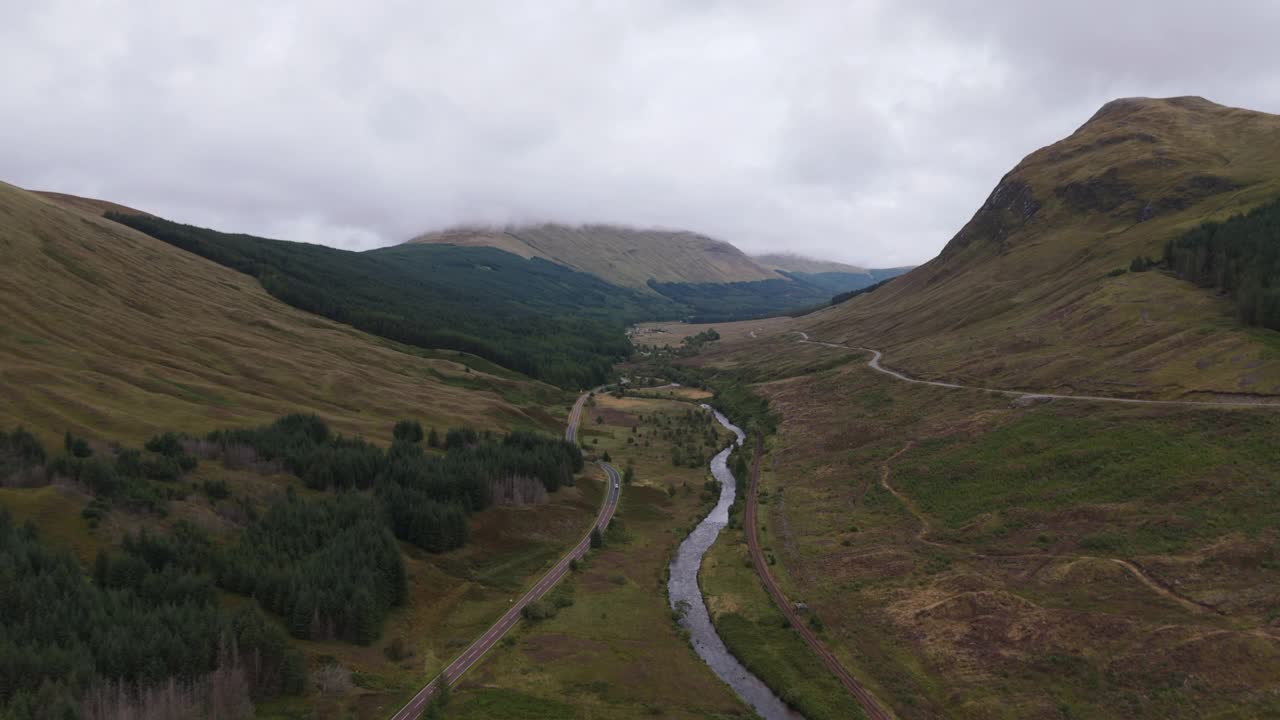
[667,406,803,720]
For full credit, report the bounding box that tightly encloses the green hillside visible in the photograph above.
[410,223,782,289]
[107,212,685,389]
[659,96,1280,720]
[804,96,1280,398]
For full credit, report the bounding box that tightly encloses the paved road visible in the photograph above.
[794,333,1280,408]
[565,390,590,442]
[391,392,621,720]
[742,435,895,720]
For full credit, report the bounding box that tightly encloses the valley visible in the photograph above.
[675,324,1280,718]
[4,91,1280,720]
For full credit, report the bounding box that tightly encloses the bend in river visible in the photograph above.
[667,406,803,720]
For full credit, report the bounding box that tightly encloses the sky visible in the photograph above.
[4,2,1279,267]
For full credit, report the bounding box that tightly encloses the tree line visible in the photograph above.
[1164,197,1280,329]
[0,511,305,718]
[0,411,588,716]
[208,414,582,552]
[106,212,686,389]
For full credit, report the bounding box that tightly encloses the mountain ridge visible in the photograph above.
[409,222,784,289]
[802,95,1280,397]
[0,181,561,445]
[752,252,868,275]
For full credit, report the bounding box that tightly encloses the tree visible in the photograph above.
[602,451,612,462]
[623,460,635,485]
[64,430,92,458]
[590,526,604,549]
[393,420,424,444]
[427,427,440,448]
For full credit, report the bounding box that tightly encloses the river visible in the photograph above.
[667,406,803,720]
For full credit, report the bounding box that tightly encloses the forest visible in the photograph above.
[831,276,896,306]
[0,511,305,719]
[209,414,582,552]
[1164,197,1280,329]
[106,212,683,389]
[0,413,583,717]
[647,277,834,322]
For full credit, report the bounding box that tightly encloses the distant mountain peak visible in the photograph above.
[752,252,869,275]
[408,223,783,289]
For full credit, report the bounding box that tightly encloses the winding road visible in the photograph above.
[391,391,622,720]
[794,332,1280,408]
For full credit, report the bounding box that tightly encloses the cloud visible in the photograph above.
[2,1,1278,267]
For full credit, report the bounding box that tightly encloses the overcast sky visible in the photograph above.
[4,2,1279,267]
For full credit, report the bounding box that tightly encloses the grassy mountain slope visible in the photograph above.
[803,96,1280,398]
[660,322,1280,718]
[410,223,782,289]
[33,190,149,217]
[0,183,563,447]
[105,212,682,389]
[1,182,622,718]
[654,97,1280,718]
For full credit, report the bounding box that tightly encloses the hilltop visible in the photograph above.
[803,96,1280,398]
[409,223,782,289]
[752,252,867,275]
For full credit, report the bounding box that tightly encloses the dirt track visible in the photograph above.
[743,434,895,720]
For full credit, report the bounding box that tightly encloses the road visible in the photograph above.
[564,389,590,442]
[794,333,1280,408]
[391,391,622,720]
[742,434,895,720]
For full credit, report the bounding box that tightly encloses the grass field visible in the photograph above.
[440,392,755,719]
[702,513,868,720]
[739,352,1280,719]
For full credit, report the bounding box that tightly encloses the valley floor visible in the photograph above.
[440,392,755,719]
[685,324,1280,719]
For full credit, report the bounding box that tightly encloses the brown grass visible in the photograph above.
[0,182,567,448]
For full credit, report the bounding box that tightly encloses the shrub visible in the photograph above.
[202,479,231,501]
[1,426,46,467]
[383,637,412,662]
[393,420,424,444]
[142,456,181,481]
[521,600,554,621]
[64,431,92,458]
[312,663,353,696]
[1129,255,1156,272]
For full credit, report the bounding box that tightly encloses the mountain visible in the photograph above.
[103,212,684,389]
[752,252,868,275]
[804,96,1280,398]
[658,97,1280,719]
[409,223,782,289]
[0,183,561,445]
[410,224,915,322]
